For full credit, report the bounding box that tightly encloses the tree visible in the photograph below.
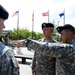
[37,32,44,39]
[51,20,59,40]
[9,20,60,41]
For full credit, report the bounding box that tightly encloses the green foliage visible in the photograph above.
[30,31,37,39]
[9,20,60,40]
[9,28,43,40]
[51,20,59,40]
[37,32,44,39]
[10,28,18,40]
[18,28,30,39]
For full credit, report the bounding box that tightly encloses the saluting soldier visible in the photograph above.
[26,24,75,75]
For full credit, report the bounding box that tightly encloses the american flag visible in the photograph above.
[42,11,49,16]
[11,10,19,17]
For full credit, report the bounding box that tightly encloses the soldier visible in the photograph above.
[26,24,75,75]
[31,22,57,75]
[56,24,75,44]
[5,34,10,45]
[0,5,20,75]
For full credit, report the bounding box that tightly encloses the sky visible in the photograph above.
[0,0,75,33]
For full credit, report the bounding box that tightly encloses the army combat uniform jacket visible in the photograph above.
[27,39,75,75]
[32,38,57,75]
[0,42,20,75]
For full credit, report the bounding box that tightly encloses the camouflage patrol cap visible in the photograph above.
[42,22,54,29]
[56,24,75,33]
[0,5,9,19]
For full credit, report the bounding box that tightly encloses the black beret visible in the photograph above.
[56,24,75,33]
[0,5,9,19]
[42,22,54,29]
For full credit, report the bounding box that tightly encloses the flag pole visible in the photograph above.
[63,9,65,25]
[57,20,60,26]
[32,10,34,39]
[48,10,49,23]
[17,10,19,40]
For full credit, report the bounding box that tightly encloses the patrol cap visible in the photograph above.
[56,24,75,33]
[0,5,9,19]
[42,22,54,29]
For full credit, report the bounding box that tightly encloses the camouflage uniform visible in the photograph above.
[31,38,57,75]
[27,39,75,75]
[0,42,20,75]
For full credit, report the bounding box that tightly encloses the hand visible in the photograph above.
[32,70,36,75]
[14,58,20,69]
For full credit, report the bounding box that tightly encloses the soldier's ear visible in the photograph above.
[51,30,53,33]
[68,31,72,36]
[51,28,54,33]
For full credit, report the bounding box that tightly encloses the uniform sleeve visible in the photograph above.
[28,40,74,58]
[32,51,36,70]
